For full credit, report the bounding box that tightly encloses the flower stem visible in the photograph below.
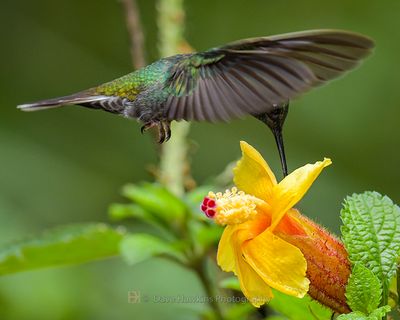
[157,0,190,196]
[194,258,224,320]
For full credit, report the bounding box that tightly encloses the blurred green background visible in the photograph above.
[1,0,399,319]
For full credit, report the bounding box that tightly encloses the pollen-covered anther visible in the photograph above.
[202,188,265,225]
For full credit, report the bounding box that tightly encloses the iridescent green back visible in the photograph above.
[94,59,171,101]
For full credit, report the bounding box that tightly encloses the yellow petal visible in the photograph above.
[217,225,237,273]
[242,230,309,297]
[270,158,332,230]
[235,256,273,307]
[217,217,268,272]
[233,141,277,201]
[233,230,273,307]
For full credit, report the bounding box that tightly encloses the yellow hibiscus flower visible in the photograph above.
[201,141,350,313]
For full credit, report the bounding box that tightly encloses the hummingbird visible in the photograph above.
[18,29,374,176]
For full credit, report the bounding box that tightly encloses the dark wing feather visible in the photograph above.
[164,29,374,122]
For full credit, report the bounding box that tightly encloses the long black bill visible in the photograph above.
[272,126,288,177]
[253,103,289,177]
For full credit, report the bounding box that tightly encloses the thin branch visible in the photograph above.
[120,0,146,69]
[157,0,191,196]
[194,259,224,320]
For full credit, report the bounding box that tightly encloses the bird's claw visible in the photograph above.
[140,120,171,143]
[140,122,157,134]
[157,121,171,143]
[162,121,171,142]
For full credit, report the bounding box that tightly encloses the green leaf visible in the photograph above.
[225,303,255,320]
[109,203,151,221]
[389,273,398,307]
[268,289,332,320]
[108,203,180,241]
[108,203,167,230]
[346,264,382,314]
[368,305,391,319]
[196,224,222,247]
[219,277,241,291]
[186,185,214,206]
[122,183,187,224]
[337,311,368,320]
[337,306,390,320]
[189,220,222,250]
[0,223,125,275]
[341,192,400,286]
[219,278,331,320]
[120,234,185,265]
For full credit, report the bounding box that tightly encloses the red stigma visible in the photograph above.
[206,209,216,218]
[201,196,216,218]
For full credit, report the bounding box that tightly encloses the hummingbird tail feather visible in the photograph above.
[17,91,108,112]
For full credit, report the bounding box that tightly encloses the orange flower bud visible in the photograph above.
[277,210,351,313]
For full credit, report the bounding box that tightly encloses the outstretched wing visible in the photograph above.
[164,30,374,122]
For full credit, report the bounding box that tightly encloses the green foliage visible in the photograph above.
[186,185,214,205]
[224,303,255,320]
[219,277,331,320]
[268,289,332,320]
[345,264,382,314]
[368,306,392,319]
[122,182,187,225]
[340,192,400,319]
[341,192,400,302]
[189,220,222,249]
[110,182,201,242]
[185,185,214,218]
[120,233,186,265]
[0,223,125,275]
[336,306,391,320]
[337,312,367,320]
[109,202,171,236]
[341,191,400,279]
[109,203,152,222]
[219,277,241,291]
[389,274,398,307]
[112,183,221,251]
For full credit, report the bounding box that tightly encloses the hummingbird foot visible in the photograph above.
[162,121,171,142]
[140,121,158,134]
[140,120,171,143]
